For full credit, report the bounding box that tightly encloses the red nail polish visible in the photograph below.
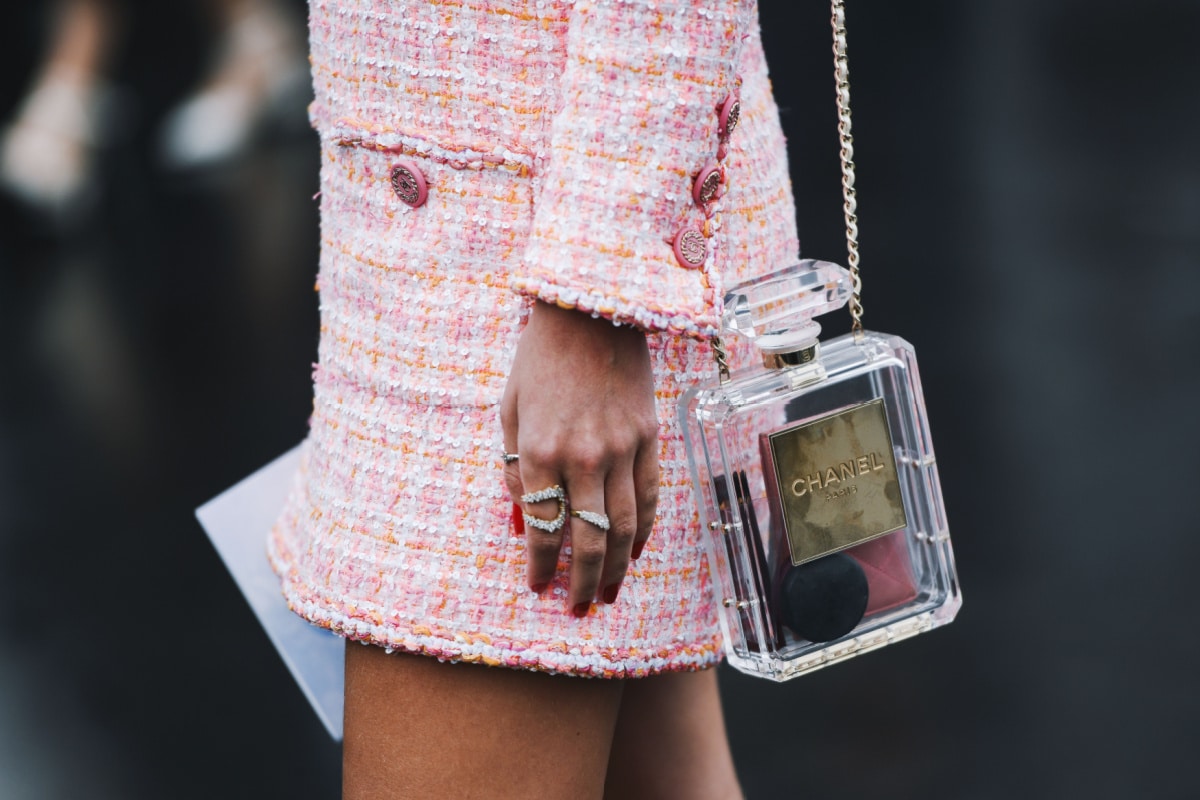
[512,502,525,536]
[602,583,620,604]
[572,602,590,618]
[631,540,645,560]
[530,582,548,594]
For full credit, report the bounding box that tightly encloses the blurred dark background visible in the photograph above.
[1,0,1196,798]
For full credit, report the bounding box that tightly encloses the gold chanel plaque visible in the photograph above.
[765,399,907,565]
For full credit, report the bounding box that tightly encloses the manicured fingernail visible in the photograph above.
[602,583,620,604]
[631,540,646,560]
[512,503,525,536]
[530,582,548,594]
[572,602,591,618]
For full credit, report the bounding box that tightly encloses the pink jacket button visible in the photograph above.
[390,160,428,208]
[693,160,722,205]
[672,226,708,269]
[718,93,741,140]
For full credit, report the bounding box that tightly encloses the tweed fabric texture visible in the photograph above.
[269,0,799,677]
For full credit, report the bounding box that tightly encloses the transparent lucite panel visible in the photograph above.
[682,330,961,681]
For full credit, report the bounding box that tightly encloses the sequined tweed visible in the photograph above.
[269,0,799,677]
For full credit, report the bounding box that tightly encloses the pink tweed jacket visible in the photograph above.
[269,0,799,677]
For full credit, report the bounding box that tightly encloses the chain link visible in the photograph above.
[831,0,864,334]
[712,336,732,383]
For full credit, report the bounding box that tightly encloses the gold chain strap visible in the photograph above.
[712,0,863,379]
[712,336,732,383]
[831,0,863,334]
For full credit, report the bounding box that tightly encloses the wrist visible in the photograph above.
[530,301,647,342]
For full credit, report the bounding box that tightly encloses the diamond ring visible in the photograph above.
[520,485,567,533]
[570,509,611,532]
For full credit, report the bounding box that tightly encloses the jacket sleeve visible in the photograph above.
[512,0,756,338]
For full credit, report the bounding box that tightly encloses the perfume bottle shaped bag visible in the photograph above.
[680,2,962,681]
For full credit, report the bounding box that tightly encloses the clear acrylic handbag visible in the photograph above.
[679,2,961,681]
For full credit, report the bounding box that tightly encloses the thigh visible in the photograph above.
[343,643,625,800]
[604,668,743,800]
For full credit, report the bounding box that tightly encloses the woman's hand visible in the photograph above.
[501,302,659,616]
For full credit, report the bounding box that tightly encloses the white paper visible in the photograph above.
[195,445,344,741]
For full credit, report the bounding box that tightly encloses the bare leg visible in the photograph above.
[604,668,743,800]
[344,644,625,800]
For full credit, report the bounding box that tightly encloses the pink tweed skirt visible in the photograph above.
[267,154,721,675]
[268,0,798,678]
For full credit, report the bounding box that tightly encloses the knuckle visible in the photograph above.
[521,439,560,468]
[625,423,651,450]
[608,514,637,546]
[527,529,563,557]
[637,480,660,507]
[572,541,607,570]
[566,440,607,476]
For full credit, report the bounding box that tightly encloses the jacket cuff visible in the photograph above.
[510,276,721,338]
[516,0,754,339]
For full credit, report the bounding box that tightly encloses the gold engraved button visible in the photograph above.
[693,160,722,205]
[672,226,708,269]
[718,92,740,139]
